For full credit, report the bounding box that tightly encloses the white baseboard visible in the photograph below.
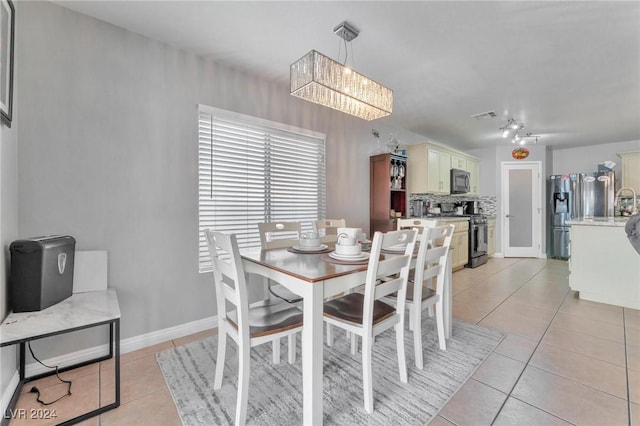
[1,371,19,415]
[493,252,504,258]
[120,315,217,355]
[1,314,218,415]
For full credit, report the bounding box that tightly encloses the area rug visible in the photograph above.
[157,317,504,425]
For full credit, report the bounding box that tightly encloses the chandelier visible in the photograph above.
[499,118,540,145]
[290,21,393,121]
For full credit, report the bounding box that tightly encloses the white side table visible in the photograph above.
[1,289,120,425]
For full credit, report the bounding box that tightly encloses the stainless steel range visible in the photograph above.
[412,201,488,268]
[435,203,488,268]
[466,215,488,268]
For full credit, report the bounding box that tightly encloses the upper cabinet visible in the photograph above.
[466,158,479,195]
[427,147,451,194]
[406,143,479,195]
[451,153,467,171]
[618,151,640,194]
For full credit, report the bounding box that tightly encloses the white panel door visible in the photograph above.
[502,162,543,257]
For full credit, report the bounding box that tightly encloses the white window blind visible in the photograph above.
[198,105,327,272]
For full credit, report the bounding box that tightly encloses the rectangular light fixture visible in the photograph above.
[290,50,393,121]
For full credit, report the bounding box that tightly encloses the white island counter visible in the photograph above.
[567,217,640,309]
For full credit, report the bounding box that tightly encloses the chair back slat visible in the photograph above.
[375,255,411,277]
[424,245,448,264]
[258,222,301,249]
[413,225,454,299]
[374,276,405,299]
[421,263,443,282]
[221,282,240,305]
[205,230,249,333]
[362,229,417,333]
[397,218,438,234]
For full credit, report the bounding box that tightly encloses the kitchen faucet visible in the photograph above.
[615,187,638,215]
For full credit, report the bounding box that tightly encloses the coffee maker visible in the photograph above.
[410,200,426,217]
[464,201,481,215]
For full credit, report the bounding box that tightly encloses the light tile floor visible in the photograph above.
[7,258,639,425]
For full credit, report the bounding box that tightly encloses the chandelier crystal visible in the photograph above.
[290,22,393,121]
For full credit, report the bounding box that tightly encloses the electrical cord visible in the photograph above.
[27,342,72,406]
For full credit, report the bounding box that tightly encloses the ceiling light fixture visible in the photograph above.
[500,118,523,138]
[499,118,540,145]
[290,21,393,121]
[512,131,541,145]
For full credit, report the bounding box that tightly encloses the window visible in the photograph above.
[198,105,326,272]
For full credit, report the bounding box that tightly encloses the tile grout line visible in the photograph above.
[447,259,561,425]
[487,268,573,425]
[506,394,580,426]
[473,262,559,326]
[443,259,563,425]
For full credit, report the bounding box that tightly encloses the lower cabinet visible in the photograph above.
[487,217,496,257]
[437,219,469,271]
[452,226,469,270]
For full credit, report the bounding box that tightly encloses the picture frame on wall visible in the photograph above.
[1,0,14,127]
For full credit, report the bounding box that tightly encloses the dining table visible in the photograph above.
[240,244,453,425]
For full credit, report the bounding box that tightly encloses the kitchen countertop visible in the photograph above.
[433,216,470,222]
[412,215,470,222]
[566,216,630,227]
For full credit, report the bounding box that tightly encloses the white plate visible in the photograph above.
[333,249,364,257]
[292,244,328,252]
[383,244,407,253]
[329,252,370,261]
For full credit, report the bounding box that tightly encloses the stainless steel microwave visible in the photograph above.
[450,168,470,194]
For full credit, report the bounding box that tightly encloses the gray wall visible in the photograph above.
[468,141,640,255]
[0,23,19,409]
[8,0,639,391]
[552,139,640,177]
[466,147,497,197]
[13,1,430,359]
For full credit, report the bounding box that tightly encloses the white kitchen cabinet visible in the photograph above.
[451,153,467,171]
[454,227,469,269]
[436,218,469,271]
[617,150,640,194]
[568,220,640,309]
[407,144,450,194]
[466,158,479,195]
[406,143,478,196]
[430,148,451,194]
[487,217,496,257]
[406,144,428,194]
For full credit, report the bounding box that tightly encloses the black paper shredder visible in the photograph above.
[10,235,76,312]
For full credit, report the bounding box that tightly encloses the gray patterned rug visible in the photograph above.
[157,317,504,425]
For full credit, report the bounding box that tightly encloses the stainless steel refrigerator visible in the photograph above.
[549,171,615,259]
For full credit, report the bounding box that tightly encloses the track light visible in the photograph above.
[500,118,540,145]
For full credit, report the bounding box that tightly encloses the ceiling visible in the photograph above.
[55,1,640,151]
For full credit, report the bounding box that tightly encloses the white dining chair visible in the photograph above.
[257,222,303,304]
[397,217,438,233]
[313,218,347,243]
[205,230,303,426]
[385,224,454,369]
[322,229,418,414]
[396,217,439,317]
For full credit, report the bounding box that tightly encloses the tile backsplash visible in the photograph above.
[409,194,497,216]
